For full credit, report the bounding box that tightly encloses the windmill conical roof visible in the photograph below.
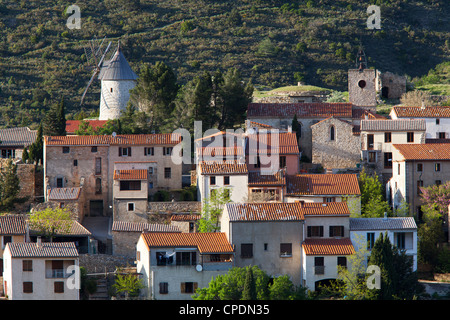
[99,45,138,81]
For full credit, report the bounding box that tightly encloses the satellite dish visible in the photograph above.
[196,265,203,272]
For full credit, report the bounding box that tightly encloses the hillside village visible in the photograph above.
[1,42,450,302]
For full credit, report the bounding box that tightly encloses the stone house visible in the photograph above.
[3,240,80,300]
[247,171,286,202]
[136,232,234,300]
[111,220,180,259]
[43,133,182,217]
[350,216,418,271]
[221,201,355,290]
[348,68,378,109]
[45,187,85,222]
[360,119,426,184]
[170,214,201,233]
[387,143,450,229]
[0,127,37,159]
[311,117,361,170]
[390,106,450,140]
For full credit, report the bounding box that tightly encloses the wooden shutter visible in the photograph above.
[128,147,132,156]
[180,282,186,293]
[119,147,122,156]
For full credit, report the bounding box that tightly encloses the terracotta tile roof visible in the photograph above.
[302,238,355,256]
[300,202,351,216]
[349,217,417,231]
[140,232,234,254]
[6,242,79,258]
[0,215,27,235]
[360,119,426,131]
[194,130,243,142]
[29,220,92,236]
[45,133,182,146]
[0,127,37,147]
[112,221,180,233]
[352,108,386,120]
[196,146,244,158]
[286,174,361,196]
[247,132,300,154]
[199,160,248,175]
[392,106,450,118]
[113,169,148,180]
[48,187,82,201]
[248,121,274,129]
[170,214,202,221]
[226,203,305,221]
[65,120,108,134]
[248,171,286,186]
[247,103,353,118]
[393,143,450,160]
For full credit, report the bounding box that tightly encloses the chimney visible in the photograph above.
[383,212,388,221]
[37,236,42,248]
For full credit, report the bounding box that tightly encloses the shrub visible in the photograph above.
[153,190,170,201]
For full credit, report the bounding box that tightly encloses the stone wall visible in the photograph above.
[348,69,377,107]
[147,201,202,214]
[311,117,361,169]
[379,71,406,99]
[79,253,135,274]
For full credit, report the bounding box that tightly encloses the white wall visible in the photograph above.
[198,172,248,204]
[99,80,136,120]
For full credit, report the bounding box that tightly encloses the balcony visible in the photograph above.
[46,269,74,279]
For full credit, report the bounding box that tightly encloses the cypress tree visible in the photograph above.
[242,266,257,300]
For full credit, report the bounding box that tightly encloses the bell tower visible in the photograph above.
[348,48,377,110]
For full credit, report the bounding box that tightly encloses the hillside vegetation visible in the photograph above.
[0,0,449,128]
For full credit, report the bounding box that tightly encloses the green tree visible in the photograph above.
[242,266,257,300]
[28,207,72,241]
[358,169,390,217]
[0,158,21,210]
[291,114,300,141]
[269,275,308,300]
[198,187,231,233]
[28,123,43,165]
[113,271,144,299]
[22,147,29,164]
[42,98,66,136]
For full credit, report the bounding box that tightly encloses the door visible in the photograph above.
[89,200,104,217]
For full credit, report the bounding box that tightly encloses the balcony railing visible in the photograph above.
[46,269,74,279]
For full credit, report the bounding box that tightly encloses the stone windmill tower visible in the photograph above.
[98,43,138,120]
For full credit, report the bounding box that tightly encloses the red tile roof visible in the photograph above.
[47,187,82,201]
[248,171,286,186]
[247,103,353,118]
[0,215,27,235]
[393,143,450,160]
[112,221,180,233]
[196,146,244,158]
[286,174,361,196]
[199,160,248,175]
[113,169,148,180]
[45,133,182,146]
[6,242,79,258]
[170,214,202,221]
[302,238,355,255]
[247,132,300,155]
[66,120,108,134]
[140,232,234,254]
[392,106,450,118]
[301,202,351,216]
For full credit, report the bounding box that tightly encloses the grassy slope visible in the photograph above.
[0,0,449,128]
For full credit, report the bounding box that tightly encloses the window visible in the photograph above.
[62,147,70,154]
[438,132,446,139]
[181,282,197,294]
[417,163,423,172]
[95,178,102,194]
[280,243,292,257]
[436,180,442,186]
[163,147,173,156]
[127,203,135,212]
[368,151,376,163]
[144,147,154,156]
[159,282,169,294]
[95,158,102,175]
[280,156,287,168]
[435,163,441,172]
[367,134,374,149]
[136,251,140,262]
[3,235,12,248]
[397,233,406,249]
[407,132,414,143]
[436,118,440,125]
[324,197,335,203]
[384,132,392,143]
[384,152,392,168]
[54,281,64,293]
[398,163,401,175]
[91,146,98,153]
[314,257,324,275]
[224,176,230,185]
[164,167,171,179]
[337,257,347,268]
[367,232,375,250]
[358,80,366,88]
[56,177,64,188]
[156,252,172,266]
[73,159,78,167]
[210,176,216,185]
[241,243,253,258]
[329,226,344,237]
[330,126,335,141]
[22,260,33,272]
[148,167,154,175]
[119,180,141,191]
[119,147,132,157]
[417,180,423,196]
[264,243,268,251]
[110,88,113,93]
[254,156,261,168]
[176,252,196,266]
[23,282,33,293]
[149,182,153,189]
[307,226,324,237]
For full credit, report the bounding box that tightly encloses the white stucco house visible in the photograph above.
[3,240,80,300]
[350,216,418,271]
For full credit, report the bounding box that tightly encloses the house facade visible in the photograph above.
[0,215,27,275]
[3,240,80,300]
[136,232,234,300]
